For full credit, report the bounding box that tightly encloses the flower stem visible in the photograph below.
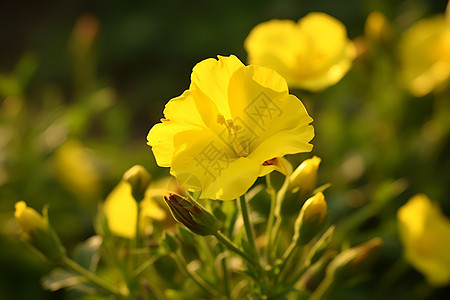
[135,201,142,249]
[219,245,231,299]
[267,175,290,262]
[308,273,334,300]
[238,196,257,256]
[265,174,277,264]
[172,251,222,298]
[276,240,298,278]
[61,255,128,298]
[214,231,257,266]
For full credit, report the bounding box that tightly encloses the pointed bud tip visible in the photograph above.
[303,192,327,223]
[163,193,219,236]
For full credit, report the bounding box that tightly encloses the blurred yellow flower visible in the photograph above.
[147,55,314,200]
[103,181,166,239]
[364,11,392,44]
[397,194,450,286]
[398,15,450,97]
[54,139,101,198]
[244,13,356,91]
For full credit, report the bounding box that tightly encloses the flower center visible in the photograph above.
[217,114,250,157]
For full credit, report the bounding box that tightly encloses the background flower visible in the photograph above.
[397,14,450,97]
[244,12,356,91]
[397,194,450,286]
[103,181,166,238]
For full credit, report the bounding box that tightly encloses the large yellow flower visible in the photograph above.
[147,55,314,200]
[398,15,450,97]
[397,194,450,286]
[244,13,356,91]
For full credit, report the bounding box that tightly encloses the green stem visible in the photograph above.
[269,175,291,262]
[276,240,298,279]
[238,196,257,255]
[214,231,257,266]
[308,274,334,300]
[61,256,127,298]
[219,245,231,299]
[172,251,221,298]
[265,174,277,264]
[135,201,142,249]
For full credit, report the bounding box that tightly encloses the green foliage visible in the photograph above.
[2,0,450,299]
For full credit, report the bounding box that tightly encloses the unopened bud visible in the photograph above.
[123,165,151,202]
[289,156,321,196]
[364,11,392,45]
[293,192,327,245]
[14,201,66,261]
[326,237,382,281]
[163,193,219,236]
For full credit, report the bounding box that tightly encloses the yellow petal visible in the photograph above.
[169,129,261,200]
[104,181,137,238]
[148,90,222,167]
[398,194,450,286]
[226,65,313,162]
[190,55,244,119]
[147,121,184,167]
[245,19,301,74]
[248,94,314,162]
[104,181,167,238]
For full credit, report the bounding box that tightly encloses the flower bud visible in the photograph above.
[364,11,392,45]
[123,165,151,202]
[14,201,66,261]
[163,193,219,236]
[326,237,382,281]
[293,193,327,245]
[289,156,321,196]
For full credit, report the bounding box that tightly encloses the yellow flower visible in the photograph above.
[147,55,314,200]
[397,194,450,286]
[103,181,166,238]
[244,13,356,91]
[398,15,450,97]
[54,139,101,198]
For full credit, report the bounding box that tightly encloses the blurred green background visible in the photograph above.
[1,0,449,299]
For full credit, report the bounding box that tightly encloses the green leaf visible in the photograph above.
[73,235,103,271]
[41,268,95,293]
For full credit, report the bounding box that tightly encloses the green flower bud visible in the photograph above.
[163,193,219,236]
[293,192,327,245]
[289,156,321,196]
[14,201,66,261]
[123,165,151,202]
[326,237,382,281]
